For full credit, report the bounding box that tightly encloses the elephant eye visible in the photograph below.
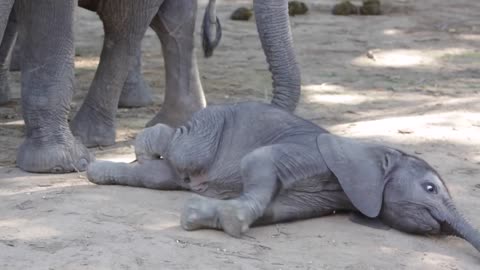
[423,183,437,194]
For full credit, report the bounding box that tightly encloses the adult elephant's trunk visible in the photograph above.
[0,0,15,42]
[443,198,480,252]
[254,0,301,112]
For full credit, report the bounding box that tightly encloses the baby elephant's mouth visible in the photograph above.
[185,174,209,193]
[440,221,458,236]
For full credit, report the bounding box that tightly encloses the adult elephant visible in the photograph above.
[2,0,220,109]
[0,0,299,173]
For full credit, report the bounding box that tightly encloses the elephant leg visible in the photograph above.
[181,145,283,237]
[0,8,17,105]
[71,0,162,147]
[146,0,206,127]
[15,0,92,173]
[87,159,184,190]
[118,48,154,108]
[254,187,352,226]
[0,0,15,42]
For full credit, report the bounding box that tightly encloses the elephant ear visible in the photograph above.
[316,134,400,218]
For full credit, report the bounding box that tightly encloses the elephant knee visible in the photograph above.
[240,148,276,180]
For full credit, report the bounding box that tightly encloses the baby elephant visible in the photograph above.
[87,102,480,253]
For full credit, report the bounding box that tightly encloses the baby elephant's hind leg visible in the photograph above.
[87,159,183,190]
[254,190,341,226]
[181,145,281,237]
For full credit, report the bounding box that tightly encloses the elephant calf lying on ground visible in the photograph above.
[87,101,480,254]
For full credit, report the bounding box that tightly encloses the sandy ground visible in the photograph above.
[1,0,480,269]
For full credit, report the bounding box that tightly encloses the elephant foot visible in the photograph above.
[181,196,252,238]
[146,102,205,128]
[86,160,119,185]
[118,77,153,108]
[70,104,116,148]
[16,133,93,173]
[0,71,11,105]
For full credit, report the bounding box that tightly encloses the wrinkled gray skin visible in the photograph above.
[0,0,282,173]
[69,0,209,147]
[87,103,480,253]
[0,0,217,172]
[86,2,479,256]
[0,0,93,173]
[0,3,16,105]
[3,0,221,110]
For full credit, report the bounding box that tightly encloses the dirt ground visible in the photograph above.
[1,0,480,269]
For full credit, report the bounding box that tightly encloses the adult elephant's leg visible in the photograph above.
[0,8,17,105]
[15,0,92,173]
[118,48,154,108]
[0,0,15,42]
[146,0,205,127]
[71,0,161,147]
[76,0,153,109]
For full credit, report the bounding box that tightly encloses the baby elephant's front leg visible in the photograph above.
[181,146,280,237]
[88,123,180,189]
[87,159,182,190]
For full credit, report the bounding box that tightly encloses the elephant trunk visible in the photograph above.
[443,199,480,252]
[253,0,301,112]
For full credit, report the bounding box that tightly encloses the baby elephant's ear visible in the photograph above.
[316,134,401,218]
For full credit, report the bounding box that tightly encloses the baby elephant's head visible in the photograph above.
[381,156,478,241]
[134,123,176,162]
[317,134,480,253]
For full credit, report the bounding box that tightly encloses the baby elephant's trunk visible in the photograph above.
[444,199,480,253]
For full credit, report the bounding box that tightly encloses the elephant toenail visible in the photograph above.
[50,166,64,173]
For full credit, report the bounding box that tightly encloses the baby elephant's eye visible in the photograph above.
[423,182,437,194]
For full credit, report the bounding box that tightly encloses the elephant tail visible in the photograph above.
[201,0,222,58]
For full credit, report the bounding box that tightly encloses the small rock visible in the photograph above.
[16,200,34,210]
[0,240,15,247]
[175,239,188,248]
[366,50,376,60]
[398,129,413,134]
[332,1,359,16]
[288,1,308,16]
[360,0,382,15]
[230,7,253,21]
